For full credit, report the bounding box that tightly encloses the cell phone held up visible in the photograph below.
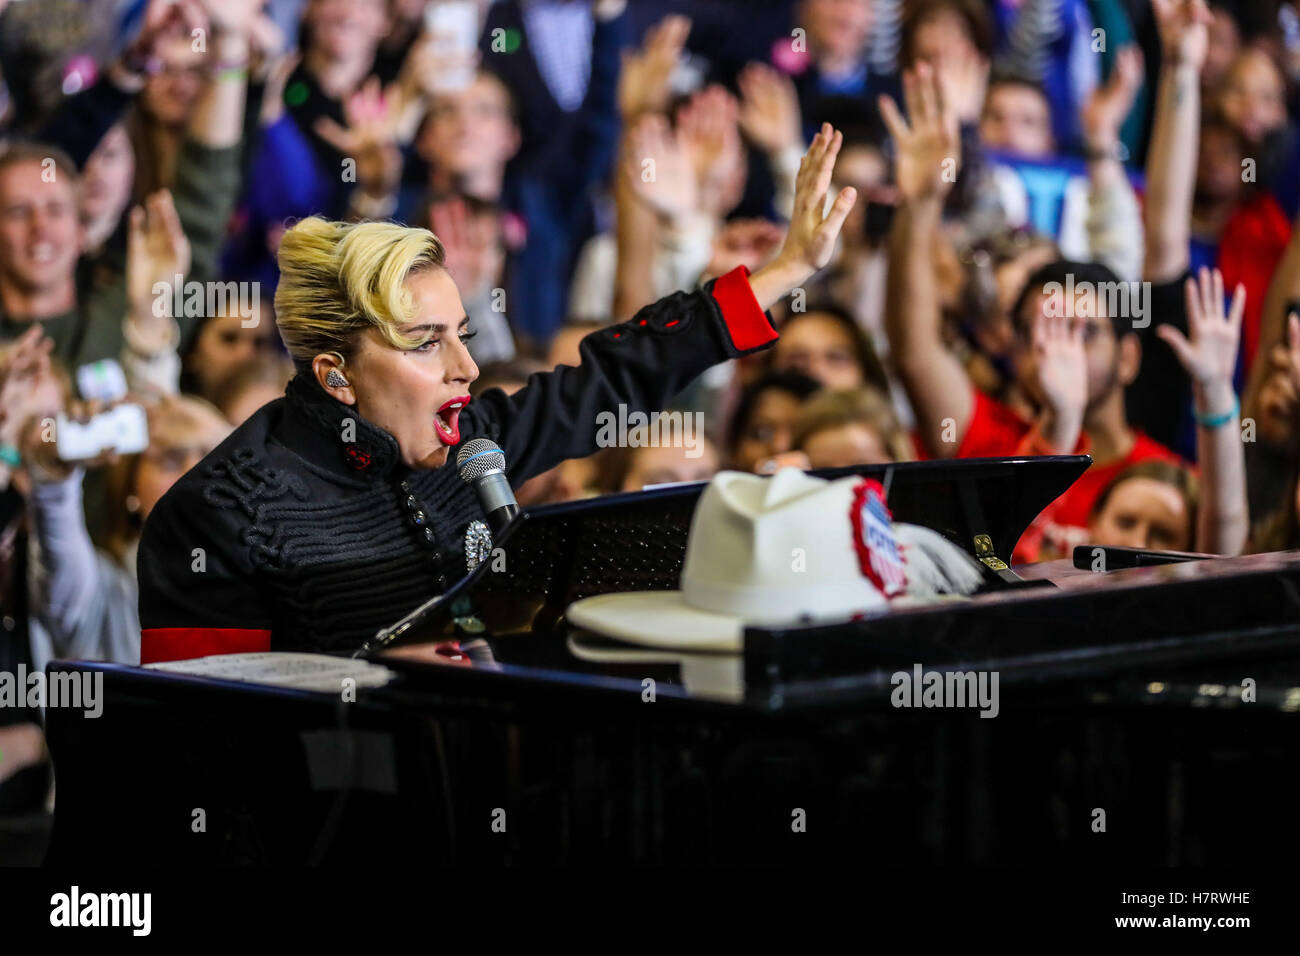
[56,404,149,462]
[423,0,478,92]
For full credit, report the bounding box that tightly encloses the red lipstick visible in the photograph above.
[435,395,471,445]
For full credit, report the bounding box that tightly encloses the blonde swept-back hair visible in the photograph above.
[273,217,446,364]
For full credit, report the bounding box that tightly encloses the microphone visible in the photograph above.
[457,438,518,534]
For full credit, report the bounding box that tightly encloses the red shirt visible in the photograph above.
[1219,192,1292,372]
[956,389,1183,563]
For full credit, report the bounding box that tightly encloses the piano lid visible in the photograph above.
[369,455,1088,652]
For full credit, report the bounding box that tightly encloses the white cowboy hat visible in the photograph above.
[565,634,745,701]
[566,468,981,652]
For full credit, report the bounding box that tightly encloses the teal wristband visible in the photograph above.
[1194,394,1239,429]
[0,443,20,468]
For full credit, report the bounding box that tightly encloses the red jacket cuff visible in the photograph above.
[141,627,272,665]
[709,265,777,352]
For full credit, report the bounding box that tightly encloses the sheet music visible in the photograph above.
[145,652,395,692]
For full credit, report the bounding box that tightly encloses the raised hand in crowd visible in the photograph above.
[199,0,267,35]
[114,0,209,87]
[1158,268,1245,397]
[1081,45,1144,162]
[738,61,804,217]
[880,62,962,207]
[738,63,803,157]
[1145,0,1214,282]
[881,63,970,458]
[1029,310,1088,455]
[430,198,502,302]
[618,14,691,122]
[20,398,123,487]
[1079,41,1145,280]
[0,328,55,466]
[613,109,702,319]
[129,0,208,54]
[746,123,857,311]
[188,0,265,154]
[316,77,404,208]
[621,113,697,223]
[391,20,482,139]
[197,0,274,76]
[126,191,192,352]
[935,46,988,129]
[244,3,286,79]
[1152,0,1213,70]
[678,85,745,219]
[607,12,686,321]
[400,25,482,104]
[258,52,301,128]
[1158,267,1249,555]
[775,124,858,274]
[0,326,52,398]
[0,329,66,489]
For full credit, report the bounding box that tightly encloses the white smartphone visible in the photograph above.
[75,359,129,403]
[56,404,149,462]
[423,0,479,93]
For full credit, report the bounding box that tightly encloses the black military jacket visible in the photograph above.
[137,268,777,661]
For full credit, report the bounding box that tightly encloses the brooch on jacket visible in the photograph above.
[464,520,493,572]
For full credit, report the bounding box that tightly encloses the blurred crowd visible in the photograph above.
[2,0,1300,796]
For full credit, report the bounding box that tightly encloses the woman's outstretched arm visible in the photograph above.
[465,125,857,485]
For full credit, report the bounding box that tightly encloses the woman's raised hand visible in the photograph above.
[745,123,857,309]
[774,123,857,277]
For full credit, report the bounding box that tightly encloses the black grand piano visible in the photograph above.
[40,457,1300,865]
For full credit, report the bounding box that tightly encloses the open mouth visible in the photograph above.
[434,395,470,445]
[27,242,56,265]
